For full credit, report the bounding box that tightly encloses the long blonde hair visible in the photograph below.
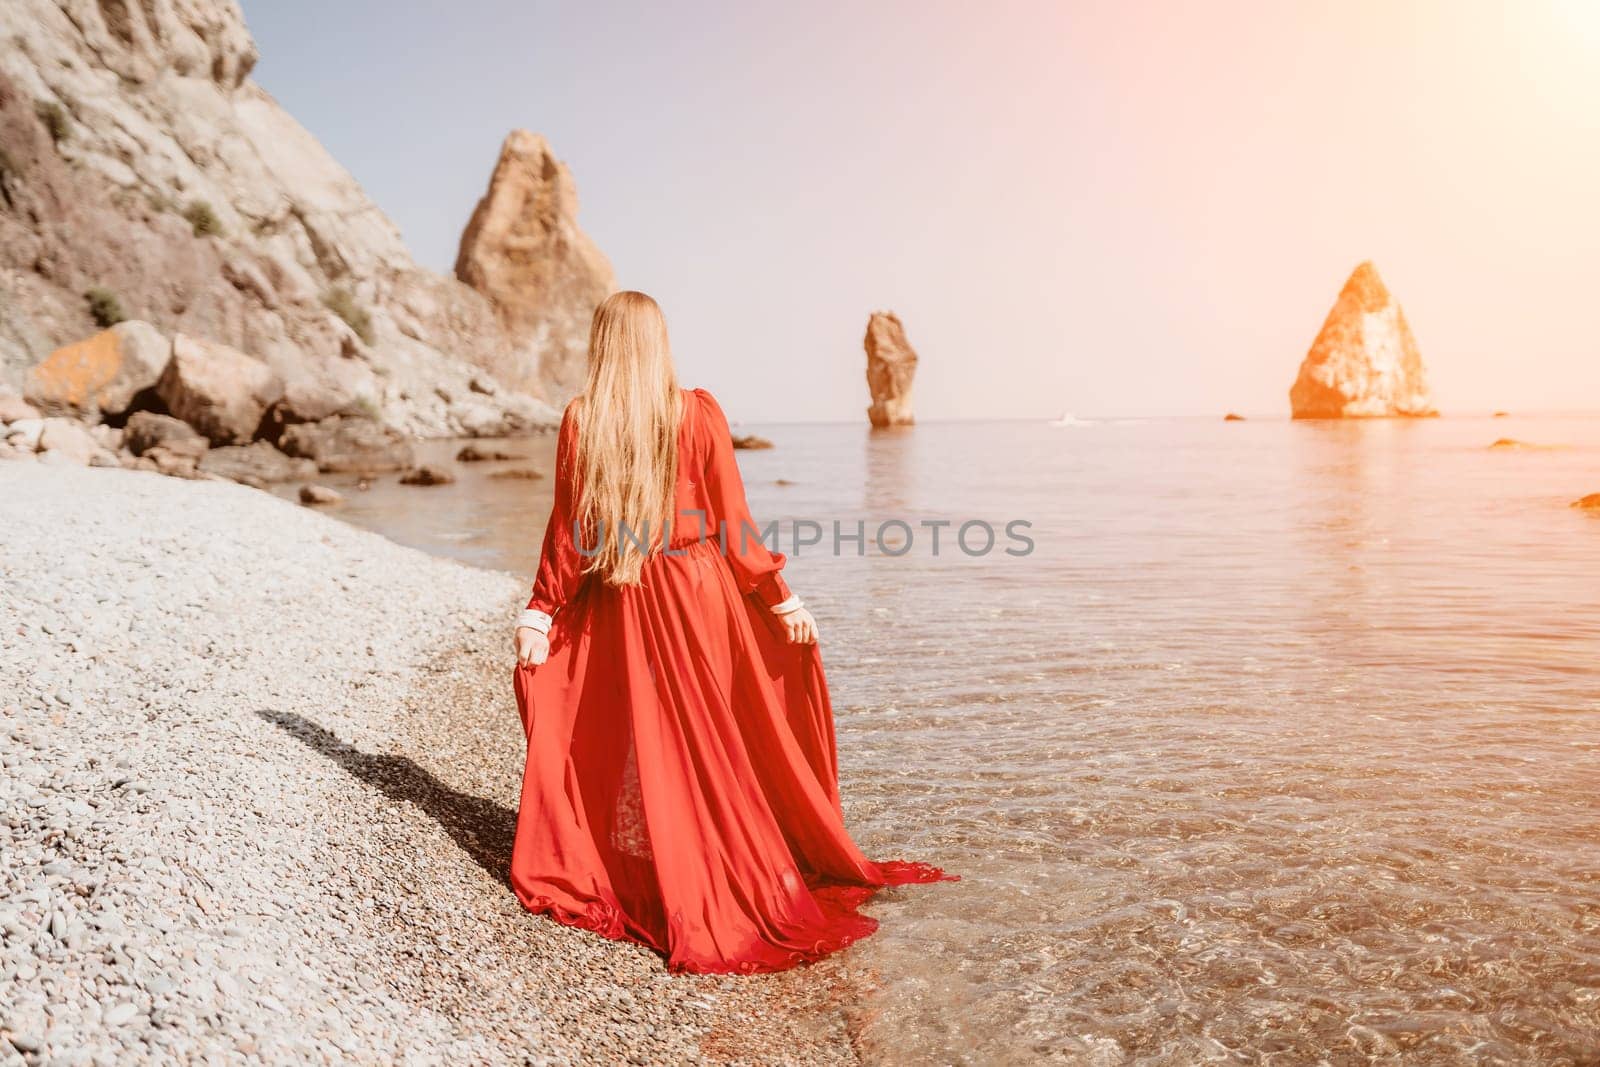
[574,291,682,587]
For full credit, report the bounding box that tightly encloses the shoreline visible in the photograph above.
[1,462,860,1064]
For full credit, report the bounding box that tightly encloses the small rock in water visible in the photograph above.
[298,484,343,506]
[1570,493,1600,511]
[399,465,455,486]
[487,467,543,481]
[456,443,520,462]
[730,434,773,450]
[1223,412,1245,421]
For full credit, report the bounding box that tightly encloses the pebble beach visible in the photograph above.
[0,462,862,1065]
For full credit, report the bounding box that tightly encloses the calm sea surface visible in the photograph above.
[279,416,1600,1064]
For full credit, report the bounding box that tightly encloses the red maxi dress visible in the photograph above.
[510,387,951,974]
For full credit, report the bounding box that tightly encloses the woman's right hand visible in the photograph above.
[780,607,819,645]
[516,626,550,667]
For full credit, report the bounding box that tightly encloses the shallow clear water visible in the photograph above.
[292,416,1600,1064]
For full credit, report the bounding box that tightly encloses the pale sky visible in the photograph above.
[244,0,1600,422]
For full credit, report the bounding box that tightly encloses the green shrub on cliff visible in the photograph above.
[322,287,375,345]
[0,147,18,207]
[34,100,71,144]
[85,287,126,328]
[35,101,70,142]
[184,200,222,237]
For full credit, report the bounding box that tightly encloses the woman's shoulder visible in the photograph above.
[686,387,725,415]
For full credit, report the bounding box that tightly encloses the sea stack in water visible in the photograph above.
[1289,262,1436,419]
[455,130,616,404]
[864,312,918,427]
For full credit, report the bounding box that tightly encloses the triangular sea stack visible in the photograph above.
[1289,262,1436,419]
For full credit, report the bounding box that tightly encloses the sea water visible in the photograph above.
[296,415,1600,1063]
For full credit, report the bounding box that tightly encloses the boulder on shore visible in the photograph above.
[454,130,616,403]
[124,412,209,460]
[299,484,344,506]
[25,322,169,419]
[36,418,104,465]
[199,442,318,487]
[1289,262,1436,419]
[6,418,46,452]
[279,415,416,474]
[865,312,918,428]
[0,391,41,423]
[136,445,204,477]
[157,335,284,445]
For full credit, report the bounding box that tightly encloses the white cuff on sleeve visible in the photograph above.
[768,595,804,615]
[516,608,553,634]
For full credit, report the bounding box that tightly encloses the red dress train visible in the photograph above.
[510,387,951,974]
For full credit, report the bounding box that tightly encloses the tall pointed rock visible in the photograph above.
[865,311,918,427]
[1289,262,1436,419]
[455,130,615,403]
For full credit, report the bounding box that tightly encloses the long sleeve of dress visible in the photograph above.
[526,404,584,616]
[697,389,793,608]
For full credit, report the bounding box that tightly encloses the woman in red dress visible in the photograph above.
[510,291,951,975]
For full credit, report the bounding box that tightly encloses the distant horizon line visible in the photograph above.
[725,409,1600,427]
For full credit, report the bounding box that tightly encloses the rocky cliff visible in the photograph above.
[455,130,615,404]
[1289,262,1436,419]
[0,0,609,436]
[864,311,917,427]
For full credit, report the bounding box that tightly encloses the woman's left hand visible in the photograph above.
[780,607,819,645]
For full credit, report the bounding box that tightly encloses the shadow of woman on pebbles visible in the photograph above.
[257,710,515,888]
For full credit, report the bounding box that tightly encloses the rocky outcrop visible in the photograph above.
[864,312,918,428]
[24,322,168,418]
[124,411,209,460]
[1289,263,1436,419]
[198,441,317,486]
[455,130,615,403]
[279,415,415,474]
[0,0,569,435]
[157,335,282,444]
